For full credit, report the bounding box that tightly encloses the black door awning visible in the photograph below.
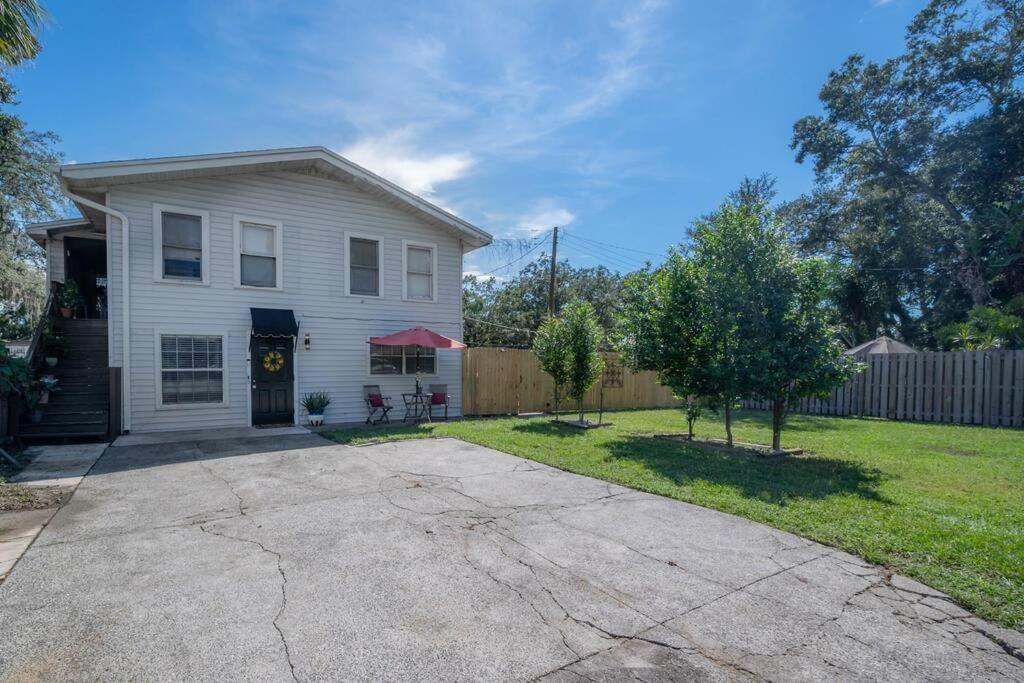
[250,308,299,337]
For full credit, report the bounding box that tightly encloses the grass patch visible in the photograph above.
[322,409,1024,630]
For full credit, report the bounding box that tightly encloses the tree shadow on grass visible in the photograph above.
[730,410,846,433]
[604,435,890,505]
[509,419,594,438]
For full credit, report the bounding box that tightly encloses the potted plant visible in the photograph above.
[43,325,64,367]
[301,392,331,426]
[59,280,84,318]
[38,375,59,405]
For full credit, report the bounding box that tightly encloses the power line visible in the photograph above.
[560,232,654,269]
[477,229,552,276]
[464,315,534,335]
[565,232,664,258]
[560,234,646,272]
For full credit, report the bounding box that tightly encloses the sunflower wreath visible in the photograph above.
[262,350,285,372]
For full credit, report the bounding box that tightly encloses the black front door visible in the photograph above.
[251,336,294,425]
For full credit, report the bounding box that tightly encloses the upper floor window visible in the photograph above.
[153,204,210,285]
[403,240,437,302]
[346,234,380,297]
[234,216,283,289]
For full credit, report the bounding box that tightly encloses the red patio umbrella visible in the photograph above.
[367,327,466,393]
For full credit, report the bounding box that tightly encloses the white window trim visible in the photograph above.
[344,231,383,298]
[233,215,284,290]
[154,328,230,410]
[402,239,438,303]
[366,339,439,378]
[153,203,211,286]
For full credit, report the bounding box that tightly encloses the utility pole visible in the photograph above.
[547,226,559,317]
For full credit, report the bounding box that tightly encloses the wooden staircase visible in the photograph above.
[20,319,110,440]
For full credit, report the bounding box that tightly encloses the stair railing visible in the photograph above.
[25,285,57,372]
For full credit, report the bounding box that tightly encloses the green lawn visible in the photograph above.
[322,409,1024,630]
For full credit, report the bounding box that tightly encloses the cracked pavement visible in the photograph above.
[0,434,1021,681]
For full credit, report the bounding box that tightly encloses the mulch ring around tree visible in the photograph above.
[655,434,803,458]
[556,419,613,430]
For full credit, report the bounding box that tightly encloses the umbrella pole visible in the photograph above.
[415,346,421,394]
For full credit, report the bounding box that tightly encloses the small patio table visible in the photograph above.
[402,393,432,423]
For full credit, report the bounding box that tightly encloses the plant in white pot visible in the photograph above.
[301,392,331,427]
[38,375,60,405]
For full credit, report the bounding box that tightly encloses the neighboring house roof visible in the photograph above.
[845,335,919,356]
[34,146,493,249]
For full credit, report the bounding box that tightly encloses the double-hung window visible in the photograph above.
[235,216,283,289]
[369,344,436,375]
[346,234,380,297]
[403,241,436,302]
[159,334,225,405]
[154,204,209,284]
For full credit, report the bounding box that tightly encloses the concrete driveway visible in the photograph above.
[0,434,1021,681]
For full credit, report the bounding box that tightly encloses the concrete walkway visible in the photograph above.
[0,442,107,580]
[0,434,1020,681]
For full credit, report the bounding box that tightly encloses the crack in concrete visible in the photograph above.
[195,459,298,683]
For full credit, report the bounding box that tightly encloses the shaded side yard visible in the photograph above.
[322,409,1024,631]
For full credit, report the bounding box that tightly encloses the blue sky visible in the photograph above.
[11,0,925,277]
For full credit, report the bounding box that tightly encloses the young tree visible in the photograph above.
[744,256,860,450]
[532,315,570,419]
[698,195,858,451]
[561,300,605,423]
[618,253,739,442]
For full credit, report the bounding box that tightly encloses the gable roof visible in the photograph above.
[57,146,492,249]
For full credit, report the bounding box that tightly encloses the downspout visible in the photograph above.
[59,177,132,433]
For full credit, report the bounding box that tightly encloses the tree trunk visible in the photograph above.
[724,403,733,447]
[553,385,560,421]
[772,398,784,452]
[579,399,584,424]
[687,418,695,440]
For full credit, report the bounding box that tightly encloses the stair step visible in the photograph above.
[21,410,106,425]
[57,319,107,329]
[53,368,109,380]
[56,361,110,371]
[37,404,108,416]
[29,411,108,426]
[19,424,109,439]
[43,397,108,409]
[46,385,108,395]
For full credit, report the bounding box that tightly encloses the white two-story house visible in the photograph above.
[25,147,492,437]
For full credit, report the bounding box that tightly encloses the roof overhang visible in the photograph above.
[25,217,94,246]
[58,146,493,249]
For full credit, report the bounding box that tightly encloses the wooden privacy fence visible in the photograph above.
[743,351,1024,428]
[461,347,678,416]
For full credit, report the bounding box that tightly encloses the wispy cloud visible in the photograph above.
[514,202,576,237]
[340,129,475,200]
[203,1,668,215]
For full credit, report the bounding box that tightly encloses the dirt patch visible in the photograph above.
[0,484,70,512]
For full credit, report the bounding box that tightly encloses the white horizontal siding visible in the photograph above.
[107,170,465,433]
